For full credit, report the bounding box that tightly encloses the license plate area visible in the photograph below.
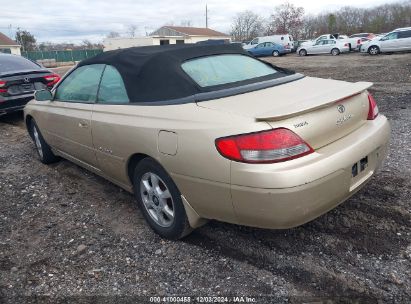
[352,156,368,178]
[20,83,34,92]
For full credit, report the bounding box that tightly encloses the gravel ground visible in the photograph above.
[0,52,410,304]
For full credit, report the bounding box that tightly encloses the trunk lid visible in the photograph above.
[0,71,50,97]
[197,76,372,149]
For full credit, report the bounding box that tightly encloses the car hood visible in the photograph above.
[196,76,372,121]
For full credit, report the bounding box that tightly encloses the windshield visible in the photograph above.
[181,54,277,87]
[0,55,41,73]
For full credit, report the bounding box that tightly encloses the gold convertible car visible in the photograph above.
[24,44,390,239]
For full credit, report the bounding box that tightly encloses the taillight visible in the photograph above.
[0,80,7,93]
[357,39,361,45]
[344,43,348,47]
[43,73,61,87]
[367,93,379,120]
[215,128,314,164]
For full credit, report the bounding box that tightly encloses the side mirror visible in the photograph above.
[34,89,53,101]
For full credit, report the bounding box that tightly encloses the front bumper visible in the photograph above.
[230,115,390,229]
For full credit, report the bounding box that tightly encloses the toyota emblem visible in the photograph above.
[24,77,30,83]
[337,104,345,113]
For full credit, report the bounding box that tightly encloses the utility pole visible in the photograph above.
[205,4,209,28]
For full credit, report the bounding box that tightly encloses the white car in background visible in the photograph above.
[297,39,350,56]
[301,34,349,47]
[360,27,411,55]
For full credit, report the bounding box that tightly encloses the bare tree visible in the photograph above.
[127,25,138,38]
[107,31,120,38]
[15,28,36,51]
[301,1,411,38]
[230,10,264,42]
[268,2,304,39]
[81,40,93,49]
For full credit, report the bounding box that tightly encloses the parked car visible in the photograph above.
[346,33,375,51]
[24,44,390,239]
[360,27,411,55]
[0,54,60,116]
[298,39,350,56]
[243,35,294,52]
[301,33,349,47]
[247,42,286,57]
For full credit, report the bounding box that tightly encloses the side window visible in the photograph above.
[256,43,265,48]
[54,64,104,102]
[251,38,258,45]
[385,32,399,40]
[398,30,411,39]
[97,65,129,104]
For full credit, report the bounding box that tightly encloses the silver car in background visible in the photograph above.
[298,39,350,56]
[360,27,411,55]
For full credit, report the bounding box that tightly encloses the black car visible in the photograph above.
[0,54,60,116]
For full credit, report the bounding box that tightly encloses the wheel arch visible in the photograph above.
[127,153,152,185]
[331,47,340,54]
[25,115,34,139]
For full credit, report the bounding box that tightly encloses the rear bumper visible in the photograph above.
[0,95,33,115]
[230,115,390,229]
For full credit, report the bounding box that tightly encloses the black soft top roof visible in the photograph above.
[79,44,297,104]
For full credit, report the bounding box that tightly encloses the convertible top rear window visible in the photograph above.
[77,44,298,104]
[182,55,277,87]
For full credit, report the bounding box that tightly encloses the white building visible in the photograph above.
[0,32,21,55]
[103,26,230,51]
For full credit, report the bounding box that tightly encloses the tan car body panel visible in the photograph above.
[24,76,390,230]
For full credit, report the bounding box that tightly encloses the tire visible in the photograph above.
[368,45,380,55]
[331,48,340,56]
[29,120,59,164]
[272,50,280,57]
[299,49,307,56]
[133,158,192,240]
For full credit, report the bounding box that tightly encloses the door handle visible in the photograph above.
[78,121,89,128]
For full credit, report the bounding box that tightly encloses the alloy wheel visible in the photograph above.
[33,126,43,159]
[140,172,175,227]
[369,46,379,55]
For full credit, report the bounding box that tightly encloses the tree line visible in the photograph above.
[231,0,411,42]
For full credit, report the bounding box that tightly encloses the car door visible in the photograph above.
[310,40,325,54]
[379,32,399,51]
[91,65,132,185]
[263,42,274,55]
[46,64,105,167]
[253,43,266,56]
[398,30,411,50]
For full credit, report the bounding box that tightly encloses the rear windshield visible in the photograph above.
[181,54,277,87]
[0,55,40,73]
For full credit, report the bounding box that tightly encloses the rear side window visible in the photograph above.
[181,54,277,87]
[54,64,104,102]
[98,65,129,104]
[398,30,411,39]
[0,55,40,73]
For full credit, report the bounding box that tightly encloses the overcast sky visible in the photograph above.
[0,0,400,43]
